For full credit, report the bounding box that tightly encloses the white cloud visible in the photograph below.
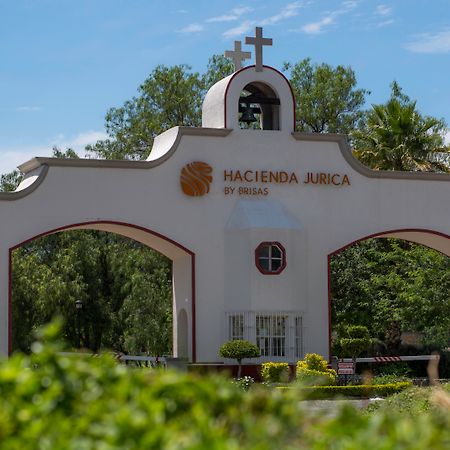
[377,19,394,27]
[66,131,109,148]
[232,7,253,16]
[207,7,253,23]
[178,23,204,33]
[0,130,108,174]
[295,0,357,34]
[301,15,335,34]
[375,4,392,16]
[15,106,42,112]
[0,148,52,174]
[261,1,304,26]
[405,30,450,54]
[222,2,304,38]
[207,14,240,23]
[223,20,254,39]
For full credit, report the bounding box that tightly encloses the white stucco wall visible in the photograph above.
[1,66,449,362]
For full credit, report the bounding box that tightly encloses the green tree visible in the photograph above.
[284,58,369,134]
[219,340,260,378]
[331,238,450,353]
[86,64,205,160]
[202,54,235,88]
[0,170,22,192]
[352,81,449,171]
[118,247,172,356]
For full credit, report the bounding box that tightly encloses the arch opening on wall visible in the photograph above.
[8,221,196,361]
[239,82,280,130]
[327,228,450,362]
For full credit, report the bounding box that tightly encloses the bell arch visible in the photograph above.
[327,228,450,358]
[6,220,196,361]
[202,65,295,131]
[239,81,280,130]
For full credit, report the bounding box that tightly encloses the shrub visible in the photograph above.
[219,339,260,378]
[232,376,255,391]
[336,325,372,359]
[366,385,450,414]
[261,362,289,383]
[296,353,337,385]
[295,381,412,399]
[372,374,410,385]
[373,362,412,377]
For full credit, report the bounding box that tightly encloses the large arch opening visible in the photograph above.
[8,221,196,361]
[328,229,450,371]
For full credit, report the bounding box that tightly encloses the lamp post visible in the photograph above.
[75,299,83,349]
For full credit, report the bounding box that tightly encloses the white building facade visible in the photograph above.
[1,51,449,364]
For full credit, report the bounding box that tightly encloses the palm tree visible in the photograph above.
[352,82,449,172]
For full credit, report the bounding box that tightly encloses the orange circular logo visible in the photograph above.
[180,161,213,197]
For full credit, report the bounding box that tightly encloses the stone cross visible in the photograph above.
[224,40,251,71]
[245,27,272,72]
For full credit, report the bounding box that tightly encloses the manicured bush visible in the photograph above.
[261,362,289,383]
[336,325,372,359]
[296,353,337,385]
[218,339,260,378]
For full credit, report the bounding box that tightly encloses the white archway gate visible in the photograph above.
[1,64,449,363]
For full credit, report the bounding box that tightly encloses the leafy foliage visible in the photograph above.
[291,381,412,399]
[86,55,234,161]
[0,170,23,192]
[219,340,260,364]
[12,230,172,355]
[366,384,450,415]
[261,362,290,383]
[335,325,372,359]
[219,340,260,379]
[1,327,449,449]
[231,376,255,391]
[352,82,449,172]
[331,238,450,353]
[296,353,337,385]
[284,58,369,134]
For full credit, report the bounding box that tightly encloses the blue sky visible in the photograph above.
[1,0,449,174]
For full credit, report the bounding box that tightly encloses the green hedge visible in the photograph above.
[278,381,412,399]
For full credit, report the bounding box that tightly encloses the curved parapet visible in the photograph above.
[292,132,450,182]
[146,126,231,162]
[0,127,231,202]
[0,165,49,201]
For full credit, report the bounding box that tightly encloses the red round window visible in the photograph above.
[255,242,286,275]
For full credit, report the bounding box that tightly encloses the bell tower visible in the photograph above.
[202,27,296,132]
